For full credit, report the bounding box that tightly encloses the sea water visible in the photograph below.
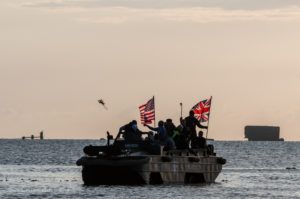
[0,140,299,199]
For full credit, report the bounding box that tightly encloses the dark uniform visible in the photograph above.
[181,111,207,146]
[119,120,143,143]
[165,119,176,137]
[191,131,207,148]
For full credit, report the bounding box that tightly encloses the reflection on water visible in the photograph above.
[0,140,299,198]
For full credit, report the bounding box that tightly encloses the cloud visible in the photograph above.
[21,0,300,10]
[62,6,300,24]
[0,108,19,116]
[17,0,300,24]
[77,16,128,24]
[159,7,300,23]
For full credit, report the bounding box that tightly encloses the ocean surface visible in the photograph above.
[0,139,299,199]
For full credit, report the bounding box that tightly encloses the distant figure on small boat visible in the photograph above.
[119,120,146,143]
[181,110,208,145]
[144,121,176,150]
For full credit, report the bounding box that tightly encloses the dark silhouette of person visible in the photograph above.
[119,120,144,143]
[191,131,207,148]
[145,121,176,150]
[180,110,208,146]
[144,121,166,142]
[165,118,176,137]
[173,125,189,149]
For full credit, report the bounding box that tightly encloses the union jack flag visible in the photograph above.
[191,97,212,123]
[139,97,155,124]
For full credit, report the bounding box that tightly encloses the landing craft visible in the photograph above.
[77,131,226,185]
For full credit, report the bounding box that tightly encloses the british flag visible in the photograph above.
[191,97,212,123]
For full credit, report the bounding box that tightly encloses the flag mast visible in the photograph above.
[180,102,183,118]
[206,96,213,139]
[153,95,156,128]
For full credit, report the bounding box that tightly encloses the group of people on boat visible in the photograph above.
[118,110,208,150]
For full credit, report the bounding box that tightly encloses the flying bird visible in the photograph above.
[98,99,108,110]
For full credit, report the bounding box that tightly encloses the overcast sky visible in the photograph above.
[1,0,300,140]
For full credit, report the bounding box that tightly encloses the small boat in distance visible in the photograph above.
[22,131,44,140]
[245,126,284,141]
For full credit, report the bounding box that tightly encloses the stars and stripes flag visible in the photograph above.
[191,97,212,123]
[139,97,155,124]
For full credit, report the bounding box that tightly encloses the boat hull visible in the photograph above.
[77,153,225,185]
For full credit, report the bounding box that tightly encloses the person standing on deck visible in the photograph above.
[144,121,176,150]
[165,118,176,137]
[180,110,208,146]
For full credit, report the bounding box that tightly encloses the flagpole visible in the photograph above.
[180,102,183,118]
[153,96,156,128]
[206,96,213,139]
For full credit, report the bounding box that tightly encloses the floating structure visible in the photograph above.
[76,132,226,185]
[244,126,284,141]
[22,131,44,140]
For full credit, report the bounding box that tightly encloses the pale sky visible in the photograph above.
[1,0,300,140]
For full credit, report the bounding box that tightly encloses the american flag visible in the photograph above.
[139,97,155,124]
[191,97,212,123]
